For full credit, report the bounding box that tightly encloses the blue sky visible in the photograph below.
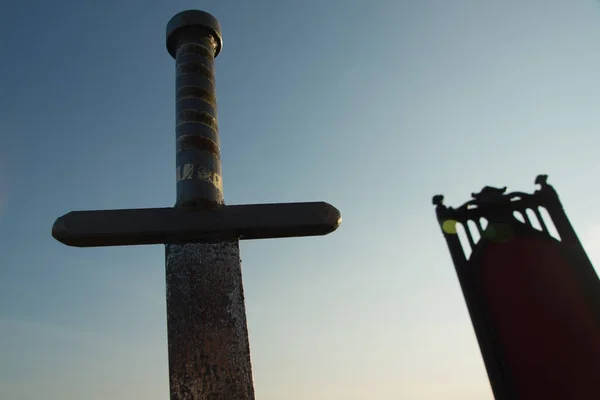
[2,0,600,398]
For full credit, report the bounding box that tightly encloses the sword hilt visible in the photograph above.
[167,10,224,209]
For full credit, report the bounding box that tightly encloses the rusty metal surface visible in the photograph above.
[166,241,255,399]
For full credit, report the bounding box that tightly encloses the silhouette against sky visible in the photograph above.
[2,0,600,399]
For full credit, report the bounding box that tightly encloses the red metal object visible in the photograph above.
[433,175,600,399]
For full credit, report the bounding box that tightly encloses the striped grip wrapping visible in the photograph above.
[174,33,223,207]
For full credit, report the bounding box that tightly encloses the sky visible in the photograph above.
[2,0,600,399]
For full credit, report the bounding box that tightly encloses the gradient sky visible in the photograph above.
[3,0,600,399]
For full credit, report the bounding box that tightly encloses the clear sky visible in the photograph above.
[2,0,600,399]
